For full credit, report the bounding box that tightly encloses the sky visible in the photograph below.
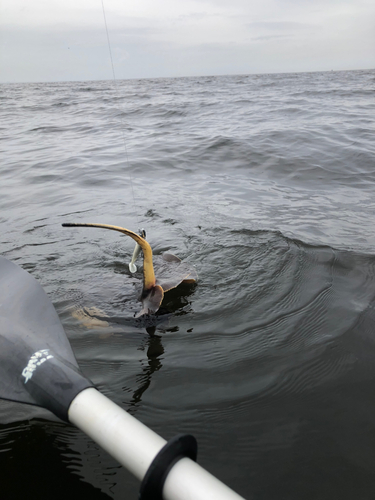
[1,0,374,83]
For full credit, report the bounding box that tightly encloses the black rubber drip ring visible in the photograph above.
[139,434,198,500]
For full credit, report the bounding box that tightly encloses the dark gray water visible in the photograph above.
[1,69,375,499]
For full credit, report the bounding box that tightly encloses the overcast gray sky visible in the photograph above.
[1,0,374,83]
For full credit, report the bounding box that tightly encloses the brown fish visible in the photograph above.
[62,223,197,317]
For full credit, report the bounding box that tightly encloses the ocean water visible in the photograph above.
[1,69,375,499]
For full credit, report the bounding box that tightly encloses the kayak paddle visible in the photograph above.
[0,256,244,500]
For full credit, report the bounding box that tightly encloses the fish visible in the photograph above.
[62,223,197,317]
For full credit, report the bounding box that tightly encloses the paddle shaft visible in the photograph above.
[69,388,245,500]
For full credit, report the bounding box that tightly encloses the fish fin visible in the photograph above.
[162,252,181,263]
[136,285,164,317]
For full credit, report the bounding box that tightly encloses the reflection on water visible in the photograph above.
[0,420,112,499]
[128,334,164,409]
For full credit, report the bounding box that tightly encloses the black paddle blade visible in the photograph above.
[0,257,93,421]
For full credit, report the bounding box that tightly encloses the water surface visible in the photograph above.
[1,69,375,499]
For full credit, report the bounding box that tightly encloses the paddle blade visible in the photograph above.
[0,257,93,420]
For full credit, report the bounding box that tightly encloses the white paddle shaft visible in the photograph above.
[68,388,245,500]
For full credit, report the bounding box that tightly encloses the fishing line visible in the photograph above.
[100,0,140,228]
